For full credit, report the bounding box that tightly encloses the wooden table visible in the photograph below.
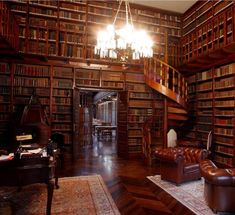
[96,126,117,139]
[0,155,57,215]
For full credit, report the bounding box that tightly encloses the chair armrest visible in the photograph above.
[200,159,235,186]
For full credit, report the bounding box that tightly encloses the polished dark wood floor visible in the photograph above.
[59,134,195,215]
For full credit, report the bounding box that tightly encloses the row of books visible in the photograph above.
[214,127,234,136]
[214,155,233,167]
[61,3,86,12]
[197,101,212,108]
[53,97,72,105]
[128,130,142,136]
[129,100,152,108]
[60,22,84,32]
[215,118,233,125]
[126,83,148,92]
[75,70,100,79]
[59,11,85,20]
[215,136,234,145]
[59,32,84,43]
[214,109,234,116]
[215,100,234,107]
[14,97,49,105]
[128,109,152,115]
[102,81,124,88]
[59,43,83,58]
[13,87,49,97]
[52,105,72,113]
[128,138,142,145]
[197,82,212,91]
[54,68,73,79]
[215,77,234,89]
[215,145,233,156]
[129,92,152,99]
[14,77,49,87]
[215,63,235,77]
[29,7,57,16]
[197,92,213,100]
[53,79,73,89]
[52,124,72,130]
[15,65,49,76]
[214,90,235,98]
[102,72,124,81]
[76,80,99,86]
[52,114,72,121]
[196,70,212,81]
[53,89,72,97]
[127,115,149,122]
[29,17,57,28]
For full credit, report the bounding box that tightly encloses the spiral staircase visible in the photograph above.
[142,58,188,165]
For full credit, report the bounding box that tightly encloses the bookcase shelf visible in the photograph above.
[52,66,73,145]
[185,62,235,167]
[182,1,235,64]
[9,0,181,67]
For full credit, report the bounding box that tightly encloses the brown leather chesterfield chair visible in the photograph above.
[155,147,208,185]
[200,159,235,213]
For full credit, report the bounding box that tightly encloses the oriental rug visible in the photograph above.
[148,175,214,215]
[0,175,120,215]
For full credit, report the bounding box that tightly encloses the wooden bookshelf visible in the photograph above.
[0,63,11,147]
[52,66,73,146]
[185,62,235,167]
[181,1,235,64]
[9,0,181,67]
[213,63,235,167]
[13,64,50,123]
[0,1,19,53]
[142,92,164,165]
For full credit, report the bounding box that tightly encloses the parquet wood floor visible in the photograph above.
[58,135,195,215]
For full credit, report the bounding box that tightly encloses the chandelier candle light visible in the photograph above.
[94,0,153,62]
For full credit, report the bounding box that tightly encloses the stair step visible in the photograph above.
[168,107,187,114]
[168,113,188,121]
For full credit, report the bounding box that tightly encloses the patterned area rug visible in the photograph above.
[0,175,120,215]
[147,175,214,215]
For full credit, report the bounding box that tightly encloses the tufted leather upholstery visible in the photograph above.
[200,159,235,213]
[155,147,208,185]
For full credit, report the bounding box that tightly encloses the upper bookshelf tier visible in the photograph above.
[180,1,235,72]
[8,0,181,67]
[0,1,19,54]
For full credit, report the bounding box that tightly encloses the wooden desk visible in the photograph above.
[96,126,117,139]
[0,155,56,215]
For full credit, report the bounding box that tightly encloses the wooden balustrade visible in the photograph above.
[144,58,188,108]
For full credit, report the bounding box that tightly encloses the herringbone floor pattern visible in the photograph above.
[59,135,195,215]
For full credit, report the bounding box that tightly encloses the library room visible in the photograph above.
[0,0,235,214]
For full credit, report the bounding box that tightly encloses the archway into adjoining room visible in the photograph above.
[73,87,118,160]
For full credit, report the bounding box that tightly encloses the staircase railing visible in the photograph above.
[142,58,189,165]
[144,58,188,108]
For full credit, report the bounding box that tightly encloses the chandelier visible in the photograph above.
[94,0,153,62]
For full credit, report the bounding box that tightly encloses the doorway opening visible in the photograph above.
[75,89,118,158]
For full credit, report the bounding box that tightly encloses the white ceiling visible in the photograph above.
[131,0,198,13]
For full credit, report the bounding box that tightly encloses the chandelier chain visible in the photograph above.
[113,0,122,25]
